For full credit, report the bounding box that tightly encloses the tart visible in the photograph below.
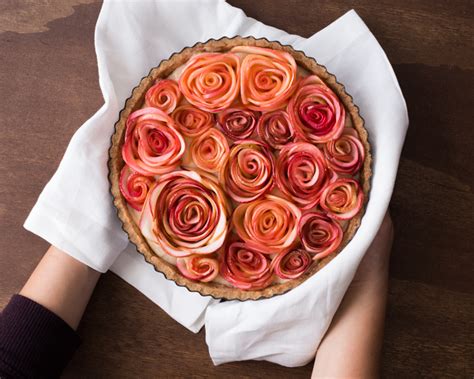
[108,37,371,300]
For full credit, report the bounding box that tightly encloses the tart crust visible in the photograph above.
[108,36,372,301]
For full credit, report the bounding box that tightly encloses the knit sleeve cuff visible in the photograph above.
[0,294,81,378]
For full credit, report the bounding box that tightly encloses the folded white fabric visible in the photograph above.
[24,0,408,366]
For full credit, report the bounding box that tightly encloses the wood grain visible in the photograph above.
[0,0,472,377]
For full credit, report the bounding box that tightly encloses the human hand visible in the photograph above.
[20,245,101,330]
[351,212,394,286]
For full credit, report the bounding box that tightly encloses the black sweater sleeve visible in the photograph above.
[0,294,80,379]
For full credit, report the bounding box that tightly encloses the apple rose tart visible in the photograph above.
[109,37,371,300]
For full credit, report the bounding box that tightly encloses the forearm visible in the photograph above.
[20,245,101,329]
[0,246,100,378]
[312,214,393,378]
[312,272,388,378]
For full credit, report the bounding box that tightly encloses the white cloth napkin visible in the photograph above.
[24,0,408,366]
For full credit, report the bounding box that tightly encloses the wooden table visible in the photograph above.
[1,1,472,377]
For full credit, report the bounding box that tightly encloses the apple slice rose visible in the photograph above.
[176,255,219,282]
[271,249,312,280]
[216,106,260,140]
[232,46,297,111]
[171,105,214,138]
[232,195,301,252]
[276,142,331,209]
[190,128,230,173]
[179,52,240,113]
[256,109,295,149]
[122,107,185,176]
[299,212,343,260]
[220,242,273,290]
[145,79,182,114]
[219,140,274,203]
[320,178,364,220]
[324,128,365,174]
[119,165,154,211]
[139,170,229,257]
[288,75,345,143]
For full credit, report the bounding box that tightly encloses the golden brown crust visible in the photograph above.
[108,36,372,301]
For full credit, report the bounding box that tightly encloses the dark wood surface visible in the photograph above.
[0,1,472,377]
